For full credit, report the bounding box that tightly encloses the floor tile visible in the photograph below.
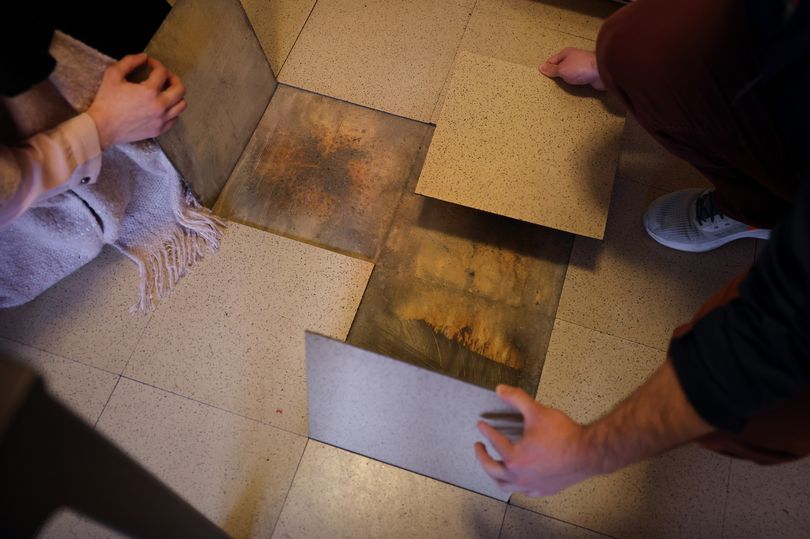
[557,178,755,351]
[124,223,372,435]
[241,0,317,76]
[215,85,431,259]
[0,247,152,374]
[537,319,663,424]
[38,510,123,539]
[307,333,514,500]
[479,0,619,41]
[348,267,555,394]
[723,458,810,539]
[279,0,474,122]
[463,0,596,67]
[147,0,277,206]
[512,445,730,539]
[431,0,601,122]
[417,51,624,239]
[617,116,710,193]
[97,378,307,539]
[500,506,609,539]
[271,440,505,539]
[513,319,730,538]
[0,338,118,425]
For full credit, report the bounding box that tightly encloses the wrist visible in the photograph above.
[576,423,619,476]
[87,107,113,150]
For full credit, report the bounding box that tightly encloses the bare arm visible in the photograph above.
[475,359,712,497]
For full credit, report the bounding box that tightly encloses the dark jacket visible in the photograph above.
[670,1,810,430]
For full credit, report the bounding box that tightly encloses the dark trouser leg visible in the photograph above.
[596,0,802,228]
[670,275,810,464]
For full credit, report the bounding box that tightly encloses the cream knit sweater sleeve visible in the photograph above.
[0,112,102,229]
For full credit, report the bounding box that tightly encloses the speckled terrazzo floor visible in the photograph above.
[2,1,804,538]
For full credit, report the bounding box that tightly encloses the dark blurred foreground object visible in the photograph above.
[0,1,171,97]
[0,356,229,538]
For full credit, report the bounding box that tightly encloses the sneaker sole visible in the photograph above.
[645,226,770,253]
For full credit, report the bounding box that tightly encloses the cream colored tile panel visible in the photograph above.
[418,52,623,239]
[279,0,473,122]
[512,445,730,539]
[477,0,618,42]
[537,319,663,424]
[271,441,505,539]
[557,178,755,350]
[241,0,316,76]
[0,337,118,425]
[431,6,597,122]
[513,320,730,538]
[500,505,610,539]
[0,247,151,374]
[97,378,307,539]
[39,510,124,539]
[462,1,596,67]
[617,117,710,192]
[723,458,810,539]
[124,223,372,435]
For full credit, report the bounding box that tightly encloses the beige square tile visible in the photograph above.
[723,458,810,539]
[431,3,596,123]
[272,441,505,539]
[463,0,596,66]
[148,0,277,206]
[0,247,151,374]
[241,0,317,76]
[279,0,473,122]
[417,52,624,239]
[97,378,307,539]
[557,178,756,351]
[513,320,730,538]
[512,445,730,539]
[39,510,123,539]
[537,319,663,424]
[478,0,619,42]
[617,116,710,192]
[500,506,609,539]
[0,338,118,425]
[124,223,372,435]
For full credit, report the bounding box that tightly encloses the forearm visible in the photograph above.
[581,359,713,475]
[0,113,101,228]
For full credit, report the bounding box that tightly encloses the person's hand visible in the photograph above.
[87,53,187,150]
[475,385,599,497]
[539,47,606,91]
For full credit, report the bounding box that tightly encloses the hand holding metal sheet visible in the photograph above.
[475,384,596,497]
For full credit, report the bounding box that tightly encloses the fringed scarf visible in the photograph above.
[0,31,224,313]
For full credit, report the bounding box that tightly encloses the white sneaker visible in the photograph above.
[644,188,770,253]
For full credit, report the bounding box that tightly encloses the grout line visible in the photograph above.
[428,0,479,124]
[118,375,307,439]
[553,316,670,354]
[719,458,734,537]
[505,502,619,539]
[275,82,433,124]
[269,438,310,537]
[94,375,122,429]
[0,335,122,377]
[119,311,158,376]
[496,503,508,538]
[276,0,320,78]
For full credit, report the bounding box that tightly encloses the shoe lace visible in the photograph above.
[695,191,725,225]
